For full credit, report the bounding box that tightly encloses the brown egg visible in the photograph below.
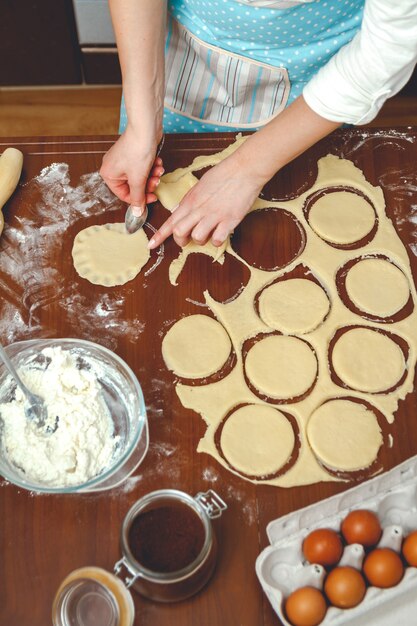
[324,566,366,609]
[285,586,327,626]
[402,530,417,567]
[363,548,404,588]
[341,509,382,548]
[303,528,343,567]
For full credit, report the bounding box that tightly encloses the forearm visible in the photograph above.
[234,96,340,185]
[109,0,167,140]
[303,0,417,125]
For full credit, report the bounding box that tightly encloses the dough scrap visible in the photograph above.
[332,327,405,393]
[307,399,383,471]
[156,137,247,285]
[157,171,198,211]
[220,404,295,476]
[308,191,375,244]
[169,239,228,286]
[72,223,150,287]
[245,335,317,399]
[162,314,231,379]
[345,258,409,317]
[258,278,330,334]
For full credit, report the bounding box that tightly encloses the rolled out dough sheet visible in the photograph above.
[154,140,417,488]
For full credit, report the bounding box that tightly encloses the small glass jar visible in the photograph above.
[52,489,227,625]
[52,566,135,626]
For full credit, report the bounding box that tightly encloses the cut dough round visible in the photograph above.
[308,191,375,245]
[72,223,150,287]
[245,335,317,399]
[220,404,295,476]
[162,314,231,379]
[346,258,409,317]
[332,328,405,393]
[307,399,383,471]
[258,278,330,334]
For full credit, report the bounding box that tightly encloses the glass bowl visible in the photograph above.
[0,338,148,493]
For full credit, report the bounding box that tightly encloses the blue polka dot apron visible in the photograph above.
[119,0,364,134]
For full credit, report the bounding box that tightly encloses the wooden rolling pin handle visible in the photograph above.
[0,147,24,235]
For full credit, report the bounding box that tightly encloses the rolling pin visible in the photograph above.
[0,147,24,236]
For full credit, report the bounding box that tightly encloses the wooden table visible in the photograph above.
[1,130,417,626]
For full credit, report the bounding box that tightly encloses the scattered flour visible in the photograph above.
[0,164,147,348]
[202,467,219,482]
[118,474,143,494]
[0,346,119,487]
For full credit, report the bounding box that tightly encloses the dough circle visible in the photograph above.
[345,258,409,317]
[332,327,405,393]
[245,335,317,399]
[72,223,150,287]
[258,278,330,334]
[162,314,231,379]
[308,191,375,245]
[220,404,295,476]
[307,399,383,471]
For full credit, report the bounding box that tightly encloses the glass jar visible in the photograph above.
[52,566,135,626]
[116,488,227,602]
[52,489,227,625]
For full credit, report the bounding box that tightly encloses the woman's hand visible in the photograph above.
[100,125,165,216]
[149,153,265,249]
[147,97,340,250]
[104,0,166,215]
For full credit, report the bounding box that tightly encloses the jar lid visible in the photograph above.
[52,566,135,626]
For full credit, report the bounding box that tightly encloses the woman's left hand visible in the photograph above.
[148,154,264,249]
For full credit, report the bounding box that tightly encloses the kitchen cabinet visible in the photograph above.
[0,0,81,86]
[0,0,120,86]
[72,0,121,84]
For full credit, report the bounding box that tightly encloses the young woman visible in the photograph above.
[100,0,417,249]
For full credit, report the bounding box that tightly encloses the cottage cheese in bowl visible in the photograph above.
[0,339,148,493]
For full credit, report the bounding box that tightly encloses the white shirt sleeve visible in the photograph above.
[303,0,417,125]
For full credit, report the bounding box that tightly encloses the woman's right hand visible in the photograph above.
[100,125,165,216]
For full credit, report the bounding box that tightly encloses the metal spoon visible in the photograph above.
[125,203,149,234]
[125,135,165,235]
[0,343,48,427]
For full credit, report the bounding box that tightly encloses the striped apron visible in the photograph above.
[119,0,364,134]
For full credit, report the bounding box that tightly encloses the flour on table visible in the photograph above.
[0,346,119,487]
[0,164,142,348]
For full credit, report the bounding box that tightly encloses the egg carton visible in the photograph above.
[256,455,417,625]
